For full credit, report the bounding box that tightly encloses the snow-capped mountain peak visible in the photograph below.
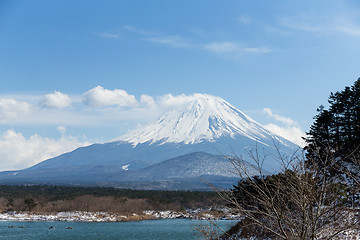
[1,94,297,189]
[119,94,275,146]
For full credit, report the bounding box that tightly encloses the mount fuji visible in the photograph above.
[0,94,299,190]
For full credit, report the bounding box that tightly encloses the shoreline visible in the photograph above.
[0,209,241,222]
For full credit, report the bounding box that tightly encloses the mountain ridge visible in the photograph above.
[0,94,299,190]
[119,94,288,147]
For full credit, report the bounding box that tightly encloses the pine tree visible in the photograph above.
[305,78,360,203]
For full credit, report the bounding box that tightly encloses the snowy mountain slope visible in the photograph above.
[118,152,259,181]
[120,94,287,146]
[0,152,254,190]
[0,94,299,189]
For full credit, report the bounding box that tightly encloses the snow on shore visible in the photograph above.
[0,208,240,222]
[0,211,122,222]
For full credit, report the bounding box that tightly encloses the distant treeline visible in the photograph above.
[0,185,224,213]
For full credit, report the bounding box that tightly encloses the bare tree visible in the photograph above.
[200,144,360,240]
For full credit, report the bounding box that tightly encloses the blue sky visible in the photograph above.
[0,0,360,170]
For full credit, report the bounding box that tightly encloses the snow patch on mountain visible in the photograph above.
[121,164,130,171]
[119,94,287,146]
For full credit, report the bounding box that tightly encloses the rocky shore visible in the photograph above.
[0,208,240,222]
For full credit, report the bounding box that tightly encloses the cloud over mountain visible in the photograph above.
[140,94,156,108]
[263,108,305,146]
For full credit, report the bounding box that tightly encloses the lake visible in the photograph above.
[0,219,237,240]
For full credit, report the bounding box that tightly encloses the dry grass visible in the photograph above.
[1,195,187,214]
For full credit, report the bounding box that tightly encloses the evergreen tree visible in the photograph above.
[304,78,360,203]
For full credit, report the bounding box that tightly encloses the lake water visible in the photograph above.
[0,219,237,240]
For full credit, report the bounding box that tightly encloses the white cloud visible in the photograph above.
[124,25,190,48]
[204,42,271,54]
[263,108,305,146]
[280,14,360,37]
[40,91,72,109]
[0,98,32,121]
[83,86,137,108]
[57,126,67,135]
[97,33,120,39]
[334,17,360,36]
[124,25,272,57]
[140,94,156,108]
[336,25,360,36]
[280,17,322,32]
[263,108,296,126]
[146,35,190,48]
[265,123,305,147]
[0,129,90,171]
[205,42,239,53]
[158,93,196,108]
